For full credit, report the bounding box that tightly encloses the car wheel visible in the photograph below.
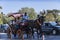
[52,30,56,35]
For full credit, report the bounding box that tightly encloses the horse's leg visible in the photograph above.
[13,30,16,38]
[27,33,29,39]
[26,29,30,39]
[26,29,29,39]
[27,27,34,39]
[21,31,24,40]
[31,27,34,39]
[39,28,42,37]
[7,31,10,38]
[25,27,29,39]
[10,31,12,39]
[37,28,40,39]
[7,30,11,38]
[29,30,32,40]
[17,29,21,39]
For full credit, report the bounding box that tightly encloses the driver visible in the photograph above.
[22,12,29,22]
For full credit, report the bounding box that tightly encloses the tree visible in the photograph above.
[0,12,9,24]
[1,12,8,24]
[0,12,3,24]
[18,7,37,20]
[45,13,55,22]
[56,15,60,22]
[46,9,59,21]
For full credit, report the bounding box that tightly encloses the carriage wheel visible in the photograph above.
[17,29,23,39]
[7,29,12,38]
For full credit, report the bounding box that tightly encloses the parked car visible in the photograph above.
[42,22,60,35]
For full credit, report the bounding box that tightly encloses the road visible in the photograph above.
[0,33,60,40]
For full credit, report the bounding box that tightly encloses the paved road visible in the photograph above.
[0,33,60,40]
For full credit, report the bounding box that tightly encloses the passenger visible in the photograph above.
[22,12,29,22]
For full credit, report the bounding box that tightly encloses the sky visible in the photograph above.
[0,0,60,14]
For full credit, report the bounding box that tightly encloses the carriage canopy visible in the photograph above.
[8,13,23,18]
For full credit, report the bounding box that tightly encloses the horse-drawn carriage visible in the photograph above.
[7,13,44,39]
[7,13,33,39]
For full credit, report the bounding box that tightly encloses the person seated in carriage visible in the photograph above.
[14,17,20,30]
[20,12,29,26]
[22,12,29,23]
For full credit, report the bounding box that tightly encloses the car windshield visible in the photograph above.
[49,22,57,26]
[44,23,49,26]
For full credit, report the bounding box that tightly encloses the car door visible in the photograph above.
[42,23,53,32]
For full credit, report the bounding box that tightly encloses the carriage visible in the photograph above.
[7,13,32,39]
[7,13,44,39]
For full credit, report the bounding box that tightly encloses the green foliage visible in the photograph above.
[0,12,11,24]
[1,13,8,24]
[56,15,60,22]
[19,7,37,20]
[45,13,55,22]
[0,18,3,24]
[44,9,60,22]
[0,13,3,24]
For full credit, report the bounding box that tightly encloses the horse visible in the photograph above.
[24,17,44,39]
[18,18,43,39]
[18,21,32,39]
